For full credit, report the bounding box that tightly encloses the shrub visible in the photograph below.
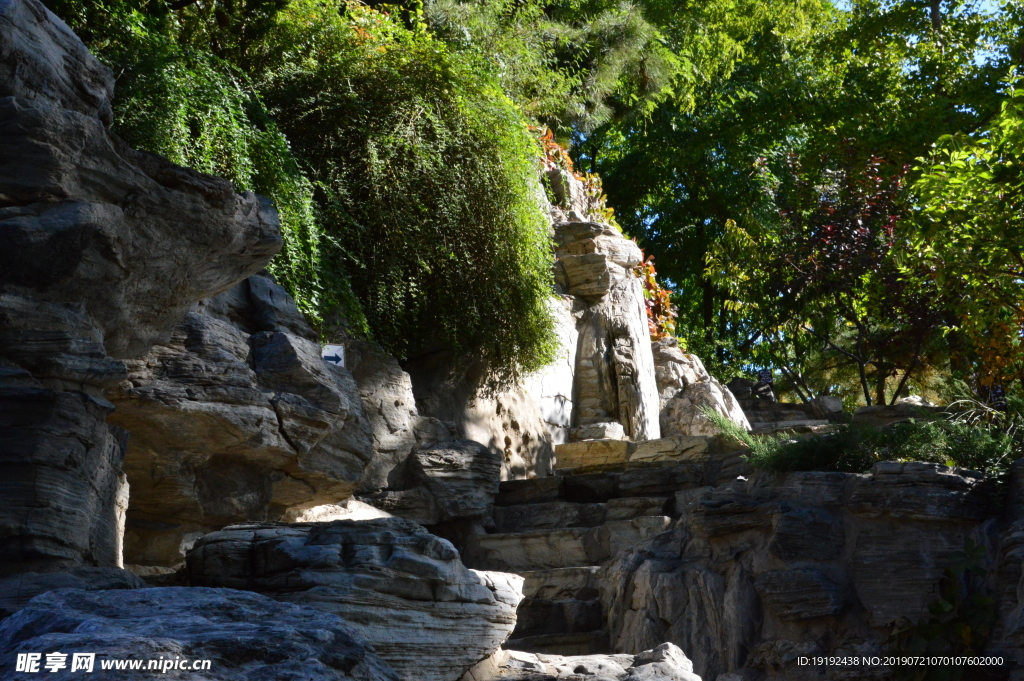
[257,0,557,385]
[701,408,1015,477]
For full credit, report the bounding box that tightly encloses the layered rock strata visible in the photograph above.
[461,440,748,656]
[599,461,1009,679]
[187,517,525,681]
[0,587,399,680]
[0,0,281,575]
[108,274,374,568]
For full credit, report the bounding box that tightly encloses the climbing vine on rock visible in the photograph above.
[635,255,677,340]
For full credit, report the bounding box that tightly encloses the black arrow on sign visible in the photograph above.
[323,354,343,365]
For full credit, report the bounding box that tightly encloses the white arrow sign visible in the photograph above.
[322,344,345,367]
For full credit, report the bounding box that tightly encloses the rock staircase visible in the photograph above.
[461,436,748,656]
[738,398,835,435]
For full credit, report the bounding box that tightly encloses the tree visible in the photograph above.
[914,71,1024,393]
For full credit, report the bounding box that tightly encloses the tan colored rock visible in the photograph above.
[651,339,749,438]
[109,276,374,568]
[556,439,635,470]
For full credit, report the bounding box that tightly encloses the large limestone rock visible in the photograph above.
[0,587,399,680]
[461,643,701,681]
[0,0,282,359]
[108,274,374,568]
[599,462,999,680]
[187,518,525,681]
[347,340,425,492]
[404,350,560,480]
[0,0,281,575]
[0,567,145,620]
[554,221,660,443]
[363,440,503,526]
[651,338,749,437]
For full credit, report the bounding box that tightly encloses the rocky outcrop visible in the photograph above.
[599,462,1003,680]
[404,350,559,480]
[0,0,281,576]
[0,567,145,620]
[651,338,749,437]
[461,643,701,681]
[556,221,660,443]
[0,587,399,680]
[362,440,503,526]
[187,518,525,681]
[108,274,374,569]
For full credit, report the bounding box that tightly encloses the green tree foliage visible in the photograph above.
[587,0,1018,403]
[46,0,564,384]
[914,72,1024,392]
[256,1,558,382]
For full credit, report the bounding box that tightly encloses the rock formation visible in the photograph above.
[108,274,374,568]
[0,0,281,576]
[461,642,702,681]
[187,517,524,681]
[598,461,1009,679]
[0,587,400,680]
[363,440,503,526]
[651,338,749,437]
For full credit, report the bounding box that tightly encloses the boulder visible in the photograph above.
[346,340,425,492]
[0,587,399,680]
[0,567,145,620]
[651,339,749,437]
[404,350,558,480]
[460,643,701,681]
[0,0,281,359]
[187,518,524,681]
[0,0,281,575]
[808,395,844,419]
[362,440,503,526]
[108,275,374,568]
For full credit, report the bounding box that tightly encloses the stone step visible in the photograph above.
[553,436,713,473]
[493,497,670,533]
[505,630,610,657]
[467,517,672,572]
[750,421,838,438]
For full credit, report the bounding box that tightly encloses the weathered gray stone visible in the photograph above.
[769,508,843,562]
[498,477,565,506]
[0,587,399,680]
[598,464,1004,680]
[847,461,993,521]
[460,643,701,681]
[652,339,749,438]
[753,569,845,621]
[807,395,844,419]
[573,280,661,442]
[188,518,523,681]
[0,567,145,619]
[495,502,607,533]
[0,0,282,576]
[109,284,374,567]
[410,440,503,521]
[0,0,281,359]
[0,378,129,573]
